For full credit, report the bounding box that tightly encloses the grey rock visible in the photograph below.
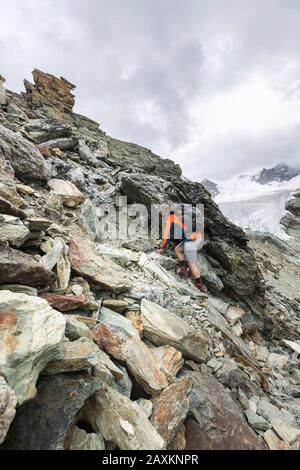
[78,199,101,240]
[42,137,77,151]
[0,285,38,296]
[1,373,101,450]
[78,139,100,167]
[0,215,29,247]
[135,399,153,418]
[65,425,105,450]
[244,409,271,431]
[0,124,51,183]
[257,398,298,428]
[141,299,209,363]
[183,371,264,450]
[81,384,165,450]
[64,315,93,341]
[42,338,101,375]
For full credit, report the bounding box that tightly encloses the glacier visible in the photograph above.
[215,174,300,239]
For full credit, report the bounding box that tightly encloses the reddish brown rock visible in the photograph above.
[125,311,144,336]
[24,69,76,112]
[93,311,168,395]
[151,345,184,380]
[150,377,192,446]
[0,196,26,219]
[0,245,55,287]
[40,293,86,312]
[184,371,265,450]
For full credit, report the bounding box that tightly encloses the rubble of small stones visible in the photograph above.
[0,70,299,450]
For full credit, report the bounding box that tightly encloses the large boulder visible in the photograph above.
[0,245,55,287]
[47,179,85,208]
[81,384,165,450]
[1,373,101,450]
[93,308,168,395]
[68,238,133,294]
[0,124,51,183]
[141,299,209,363]
[0,290,66,404]
[183,371,264,450]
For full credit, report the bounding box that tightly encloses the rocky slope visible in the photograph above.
[0,70,299,450]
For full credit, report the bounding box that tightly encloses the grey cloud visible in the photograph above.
[184,124,300,182]
[1,0,300,179]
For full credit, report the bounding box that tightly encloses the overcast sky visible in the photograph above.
[1,0,300,181]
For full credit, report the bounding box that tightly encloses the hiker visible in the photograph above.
[160,206,208,293]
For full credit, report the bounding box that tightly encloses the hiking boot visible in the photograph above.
[195,278,208,293]
[177,266,189,278]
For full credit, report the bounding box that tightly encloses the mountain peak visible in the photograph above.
[255,163,300,185]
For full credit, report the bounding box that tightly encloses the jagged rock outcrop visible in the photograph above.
[23,69,76,113]
[93,308,169,394]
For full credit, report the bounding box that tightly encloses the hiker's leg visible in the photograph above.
[187,260,201,279]
[184,240,208,292]
[174,243,189,276]
[184,240,201,278]
[174,243,185,261]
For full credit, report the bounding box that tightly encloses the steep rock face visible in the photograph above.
[120,173,265,311]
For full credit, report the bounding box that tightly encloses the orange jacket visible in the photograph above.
[160,213,203,250]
